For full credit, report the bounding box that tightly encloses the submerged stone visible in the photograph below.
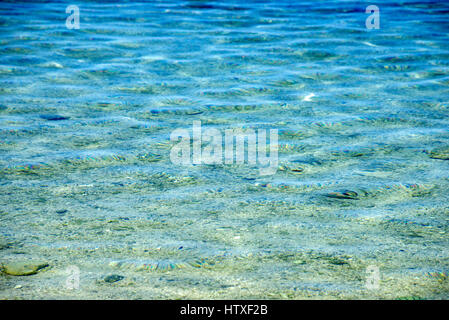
[325,190,359,200]
[0,241,10,250]
[1,261,49,276]
[104,274,124,283]
[429,147,449,160]
[40,114,69,121]
[278,164,304,174]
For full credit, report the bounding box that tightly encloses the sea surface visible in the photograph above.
[0,0,448,299]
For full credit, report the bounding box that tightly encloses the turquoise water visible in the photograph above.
[0,1,448,299]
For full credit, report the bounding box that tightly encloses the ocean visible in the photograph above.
[0,0,448,299]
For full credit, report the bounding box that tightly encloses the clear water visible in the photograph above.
[0,0,448,299]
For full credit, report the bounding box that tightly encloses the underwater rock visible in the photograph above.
[137,152,162,162]
[0,237,12,250]
[278,164,304,174]
[104,274,124,283]
[1,261,49,276]
[325,190,359,200]
[184,110,203,115]
[429,147,449,160]
[327,257,349,265]
[39,114,69,121]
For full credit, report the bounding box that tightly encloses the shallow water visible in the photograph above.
[0,0,448,299]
